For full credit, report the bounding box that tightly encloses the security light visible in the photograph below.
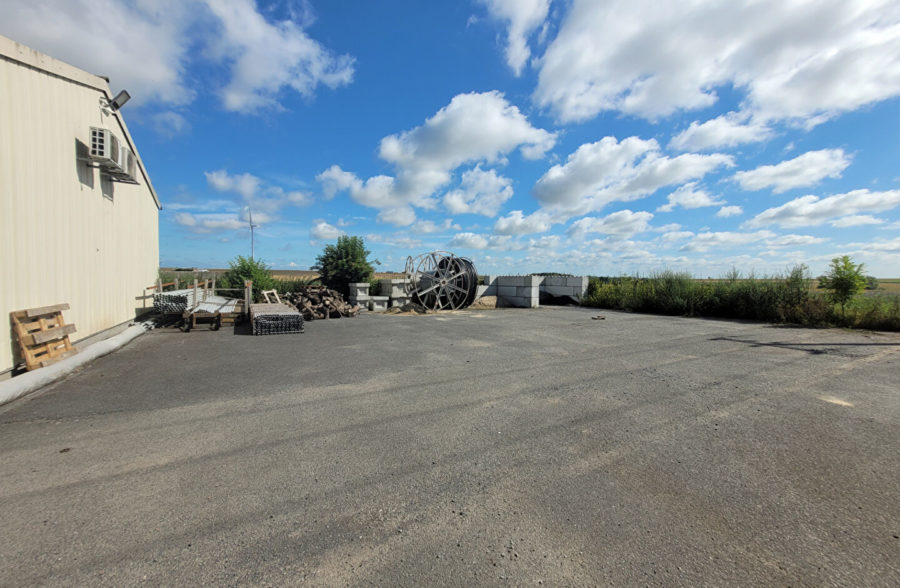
[109,89,131,111]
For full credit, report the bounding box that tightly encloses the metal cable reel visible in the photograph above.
[404,251,479,310]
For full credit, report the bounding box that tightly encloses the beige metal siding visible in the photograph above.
[1,55,159,373]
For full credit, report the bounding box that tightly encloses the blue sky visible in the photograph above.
[4,0,900,276]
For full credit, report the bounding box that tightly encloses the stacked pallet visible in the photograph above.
[281,287,359,320]
[10,303,78,371]
[250,303,304,335]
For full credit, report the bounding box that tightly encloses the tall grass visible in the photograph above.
[583,265,900,331]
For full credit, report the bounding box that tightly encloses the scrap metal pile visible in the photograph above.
[405,251,478,311]
[280,286,360,320]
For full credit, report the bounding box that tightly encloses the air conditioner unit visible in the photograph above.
[89,127,122,170]
[118,146,136,180]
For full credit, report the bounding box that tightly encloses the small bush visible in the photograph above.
[219,256,277,301]
[819,255,867,315]
[275,276,321,294]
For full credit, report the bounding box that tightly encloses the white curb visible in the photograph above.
[0,323,150,407]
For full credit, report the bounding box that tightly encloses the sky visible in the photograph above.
[2,0,900,277]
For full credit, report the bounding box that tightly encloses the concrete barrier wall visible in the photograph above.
[479,275,588,308]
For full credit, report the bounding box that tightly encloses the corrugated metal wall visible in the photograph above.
[0,56,159,374]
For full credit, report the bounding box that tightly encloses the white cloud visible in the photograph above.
[567,210,654,238]
[534,0,900,125]
[365,233,424,249]
[0,0,194,107]
[205,168,310,215]
[443,166,514,217]
[659,230,695,244]
[830,214,884,227]
[681,230,776,252]
[744,189,900,228]
[479,0,550,75]
[733,149,851,193]
[206,169,261,200]
[0,0,354,114]
[204,0,354,112]
[534,136,733,215]
[669,112,773,151]
[449,232,489,249]
[448,233,522,251]
[174,212,246,233]
[493,210,553,235]
[319,91,554,214]
[310,220,344,241]
[411,219,460,234]
[854,237,900,253]
[657,183,725,212]
[766,234,828,248]
[716,205,744,218]
[152,111,191,138]
[377,206,417,227]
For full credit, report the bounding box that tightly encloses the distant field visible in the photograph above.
[160,268,406,281]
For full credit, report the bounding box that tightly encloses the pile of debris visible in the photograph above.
[280,286,360,320]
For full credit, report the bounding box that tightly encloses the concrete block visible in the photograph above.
[566,276,589,293]
[349,283,370,298]
[498,285,517,297]
[516,286,538,298]
[541,285,575,297]
[476,284,496,298]
[350,293,372,306]
[525,275,544,287]
[504,296,539,308]
[380,279,409,298]
[390,295,411,308]
[368,296,389,311]
[497,276,525,287]
[543,276,567,286]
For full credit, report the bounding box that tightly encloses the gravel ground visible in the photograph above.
[1,307,898,586]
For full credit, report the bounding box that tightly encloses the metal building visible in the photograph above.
[0,35,161,375]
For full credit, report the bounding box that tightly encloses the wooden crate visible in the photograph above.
[10,303,78,371]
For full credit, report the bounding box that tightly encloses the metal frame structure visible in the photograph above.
[404,251,478,310]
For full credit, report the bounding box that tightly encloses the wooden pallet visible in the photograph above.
[10,303,78,371]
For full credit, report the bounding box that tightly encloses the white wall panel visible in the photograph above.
[1,49,160,374]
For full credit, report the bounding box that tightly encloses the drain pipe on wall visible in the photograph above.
[0,321,151,407]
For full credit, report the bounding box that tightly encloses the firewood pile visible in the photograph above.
[280,286,360,320]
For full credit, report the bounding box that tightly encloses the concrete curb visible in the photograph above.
[0,322,149,407]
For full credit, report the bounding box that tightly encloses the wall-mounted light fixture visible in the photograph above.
[108,89,131,111]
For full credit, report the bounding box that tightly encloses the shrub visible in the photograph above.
[312,236,374,297]
[819,255,867,315]
[219,256,277,300]
[275,276,321,294]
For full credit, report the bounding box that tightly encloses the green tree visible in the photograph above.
[819,255,867,315]
[313,236,374,296]
[219,255,277,300]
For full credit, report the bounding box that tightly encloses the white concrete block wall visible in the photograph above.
[472,274,587,307]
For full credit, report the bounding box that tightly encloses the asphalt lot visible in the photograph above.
[1,307,898,586]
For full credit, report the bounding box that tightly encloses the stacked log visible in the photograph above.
[281,287,359,320]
